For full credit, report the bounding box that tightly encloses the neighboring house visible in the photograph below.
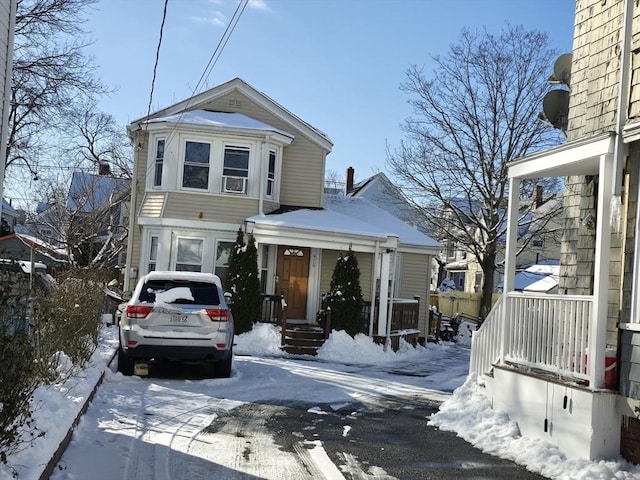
[439,192,562,294]
[1,198,17,234]
[0,232,68,269]
[470,0,640,464]
[124,78,441,339]
[66,167,131,267]
[344,169,441,291]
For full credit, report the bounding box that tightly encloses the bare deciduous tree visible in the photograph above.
[7,0,111,173]
[387,24,564,317]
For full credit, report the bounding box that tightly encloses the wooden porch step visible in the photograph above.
[281,322,327,356]
[281,344,323,356]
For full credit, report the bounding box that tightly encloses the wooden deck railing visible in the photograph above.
[363,297,420,334]
[470,293,593,383]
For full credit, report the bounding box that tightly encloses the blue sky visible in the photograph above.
[86,0,575,184]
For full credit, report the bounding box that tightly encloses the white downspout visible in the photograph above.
[611,0,633,221]
[259,135,270,216]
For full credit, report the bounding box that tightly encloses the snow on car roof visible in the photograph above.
[143,271,223,289]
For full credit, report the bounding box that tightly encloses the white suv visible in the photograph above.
[118,271,234,377]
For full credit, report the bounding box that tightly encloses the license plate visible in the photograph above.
[170,314,189,324]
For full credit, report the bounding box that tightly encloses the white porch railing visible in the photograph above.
[470,292,593,383]
[506,292,592,381]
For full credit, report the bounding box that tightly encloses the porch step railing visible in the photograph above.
[470,294,504,378]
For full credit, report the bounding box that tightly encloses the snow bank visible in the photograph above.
[429,374,640,480]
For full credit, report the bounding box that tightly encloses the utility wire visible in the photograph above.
[143,0,249,181]
[145,0,169,133]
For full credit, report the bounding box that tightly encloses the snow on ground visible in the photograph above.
[2,323,640,480]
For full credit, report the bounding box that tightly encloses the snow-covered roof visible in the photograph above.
[325,195,440,249]
[499,263,560,293]
[247,207,392,241]
[248,196,441,253]
[147,110,294,140]
[67,172,130,213]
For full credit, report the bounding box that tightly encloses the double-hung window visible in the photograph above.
[215,240,234,287]
[182,141,211,190]
[266,150,276,198]
[222,146,249,193]
[175,237,203,272]
[148,235,159,272]
[154,139,165,187]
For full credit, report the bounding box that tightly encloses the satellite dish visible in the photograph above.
[542,89,570,131]
[548,53,572,86]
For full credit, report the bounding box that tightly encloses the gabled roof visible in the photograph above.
[128,77,333,152]
[147,110,294,141]
[67,172,130,213]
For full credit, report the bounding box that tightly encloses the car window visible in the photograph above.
[138,280,221,305]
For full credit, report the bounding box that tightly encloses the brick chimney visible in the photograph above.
[345,166,354,193]
[533,184,543,208]
[99,162,112,176]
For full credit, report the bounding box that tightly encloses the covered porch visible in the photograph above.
[469,132,621,460]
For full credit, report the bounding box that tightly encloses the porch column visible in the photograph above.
[377,249,391,336]
[589,153,614,389]
[500,176,521,363]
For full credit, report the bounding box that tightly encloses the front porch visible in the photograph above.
[469,133,622,460]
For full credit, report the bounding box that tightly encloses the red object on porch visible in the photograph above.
[583,350,617,389]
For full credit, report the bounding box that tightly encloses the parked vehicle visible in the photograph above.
[118,271,234,378]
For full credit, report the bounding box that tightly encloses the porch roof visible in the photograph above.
[247,196,441,255]
[508,132,615,179]
[246,207,398,252]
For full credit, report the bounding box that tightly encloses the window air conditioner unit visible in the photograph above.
[223,176,247,193]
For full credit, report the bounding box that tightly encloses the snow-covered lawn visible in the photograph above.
[2,323,640,480]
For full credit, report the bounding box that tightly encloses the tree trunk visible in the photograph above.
[479,249,497,319]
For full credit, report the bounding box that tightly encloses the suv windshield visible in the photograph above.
[138,280,221,306]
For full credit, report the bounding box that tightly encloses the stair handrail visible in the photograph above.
[469,294,505,380]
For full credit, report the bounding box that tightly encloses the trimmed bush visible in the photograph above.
[226,229,262,334]
[322,248,364,337]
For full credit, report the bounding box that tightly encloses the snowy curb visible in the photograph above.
[37,348,118,480]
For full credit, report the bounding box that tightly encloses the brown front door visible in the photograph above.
[276,246,310,319]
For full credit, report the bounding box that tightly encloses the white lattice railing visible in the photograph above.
[470,293,593,382]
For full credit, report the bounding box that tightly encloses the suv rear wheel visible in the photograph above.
[213,350,233,378]
[117,346,134,376]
